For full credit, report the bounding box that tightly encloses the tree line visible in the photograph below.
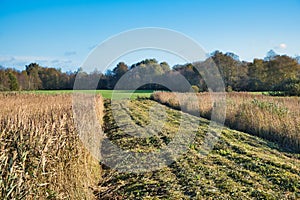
[0,50,299,95]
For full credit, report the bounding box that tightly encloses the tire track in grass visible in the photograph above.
[97,99,187,199]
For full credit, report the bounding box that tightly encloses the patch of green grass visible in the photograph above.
[99,90,153,99]
[97,99,300,199]
[7,90,154,99]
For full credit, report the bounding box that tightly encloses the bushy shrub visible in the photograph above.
[191,85,200,93]
[273,78,300,96]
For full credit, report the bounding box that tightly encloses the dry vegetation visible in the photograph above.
[1,91,300,199]
[0,93,103,199]
[151,92,300,152]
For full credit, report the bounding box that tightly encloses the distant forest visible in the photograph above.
[0,50,300,96]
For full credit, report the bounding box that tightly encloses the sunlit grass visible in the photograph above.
[7,90,154,99]
[96,99,300,199]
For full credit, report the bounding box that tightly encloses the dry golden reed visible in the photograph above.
[152,91,300,152]
[0,93,103,199]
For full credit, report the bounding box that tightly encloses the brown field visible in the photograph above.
[0,93,103,199]
[151,92,300,152]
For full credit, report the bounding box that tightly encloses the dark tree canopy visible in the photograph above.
[0,51,299,96]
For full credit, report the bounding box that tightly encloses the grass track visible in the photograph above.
[96,99,300,199]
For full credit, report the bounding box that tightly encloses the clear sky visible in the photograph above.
[0,0,300,71]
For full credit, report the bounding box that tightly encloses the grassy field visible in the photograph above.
[96,99,300,199]
[19,90,153,99]
[152,91,300,152]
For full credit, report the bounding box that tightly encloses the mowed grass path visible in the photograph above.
[18,90,153,99]
[96,99,300,199]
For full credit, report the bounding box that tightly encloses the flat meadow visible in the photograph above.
[21,90,153,99]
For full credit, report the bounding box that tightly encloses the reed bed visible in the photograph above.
[0,93,103,199]
[152,91,300,152]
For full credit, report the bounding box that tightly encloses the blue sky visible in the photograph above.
[0,0,300,71]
